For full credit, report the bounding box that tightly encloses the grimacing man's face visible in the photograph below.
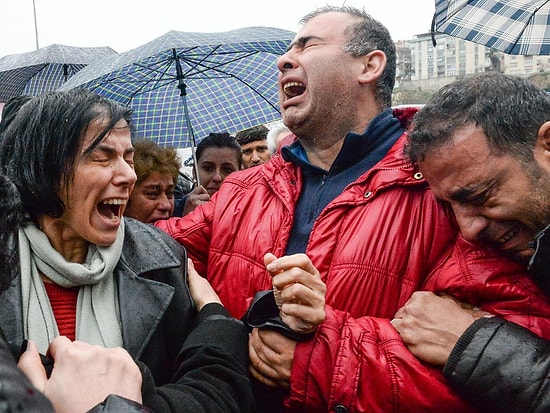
[419,123,550,262]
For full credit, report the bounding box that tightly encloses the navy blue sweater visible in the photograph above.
[282,109,404,254]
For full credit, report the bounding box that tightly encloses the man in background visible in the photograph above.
[235,124,271,168]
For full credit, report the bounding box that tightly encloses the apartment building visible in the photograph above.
[396,32,550,88]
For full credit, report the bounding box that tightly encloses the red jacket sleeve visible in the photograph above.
[288,306,472,412]
[155,202,214,277]
[288,238,550,412]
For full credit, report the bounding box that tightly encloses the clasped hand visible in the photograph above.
[391,291,492,366]
[249,253,326,388]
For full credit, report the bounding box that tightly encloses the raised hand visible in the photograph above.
[264,252,326,334]
[18,336,143,413]
[182,185,210,216]
[186,258,221,310]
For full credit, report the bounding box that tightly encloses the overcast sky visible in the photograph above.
[1,0,435,57]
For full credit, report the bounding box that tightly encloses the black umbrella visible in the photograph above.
[59,27,294,150]
[0,44,118,102]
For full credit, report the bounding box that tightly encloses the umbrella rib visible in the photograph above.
[181,49,281,111]
[93,51,281,113]
[107,50,273,85]
[176,51,281,111]
[176,44,223,78]
[126,60,177,103]
[181,51,258,77]
[96,61,175,87]
[227,75,281,113]
[134,61,176,78]
[118,48,231,100]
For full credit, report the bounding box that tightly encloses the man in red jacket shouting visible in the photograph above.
[156,6,550,412]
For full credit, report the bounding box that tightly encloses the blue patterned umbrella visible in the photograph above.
[433,0,550,55]
[59,27,294,153]
[0,44,118,102]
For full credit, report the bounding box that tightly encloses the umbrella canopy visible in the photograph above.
[0,44,118,102]
[59,27,294,149]
[433,0,550,55]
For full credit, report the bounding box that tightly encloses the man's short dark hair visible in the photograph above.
[405,72,550,166]
[235,125,269,146]
[301,5,396,109]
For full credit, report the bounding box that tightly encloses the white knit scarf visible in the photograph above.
[19,221,124,354]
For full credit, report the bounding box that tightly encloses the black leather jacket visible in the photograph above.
[0,218,254,413]
[443,226,550,413]
[443,317,550,413]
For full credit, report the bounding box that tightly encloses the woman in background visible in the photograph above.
[124,139,180,224]
[177,132,241,216]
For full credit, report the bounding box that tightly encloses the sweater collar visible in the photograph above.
[282,108,404,174]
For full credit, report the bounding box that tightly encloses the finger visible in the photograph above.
[438,293,476,310]
[280,312,323,333]
[279,283,324,306]
[17,341,48,391]
[393,301,406,318]
[272,267,313,288]
[186,258,205,290]
[186,258,199,289]
[187,258,220,309]
[279,273,325,296]
[256,328,295,355]
[249,329,281,378]
[187,258,197,274]
[458,301,477,310]
[467,309,494,319]
[249,342,276,383]
[249,365,280,388]
[265,253,318,276]
[249,345,280,384]
[264,252,278,269]
[46,335,73,359]
[274,269,325,295]
[281,301,324,320]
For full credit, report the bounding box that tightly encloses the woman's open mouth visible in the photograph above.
[97,198,126,222]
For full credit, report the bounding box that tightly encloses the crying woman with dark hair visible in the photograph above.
[0,90,254,413]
